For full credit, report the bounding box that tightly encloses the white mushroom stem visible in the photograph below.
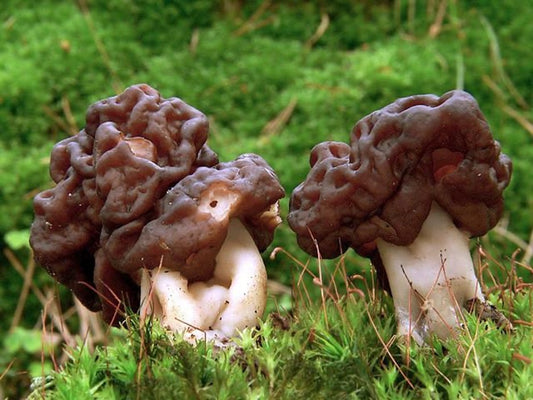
[376,202,484,344]
[140,218,267,344]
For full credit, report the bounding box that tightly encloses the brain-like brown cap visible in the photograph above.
[102,153,284,282]
[288,90,512,260]
[30,84,283,324]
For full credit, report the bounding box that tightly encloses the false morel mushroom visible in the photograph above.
[30,84,284,343]
[288,90,512,344]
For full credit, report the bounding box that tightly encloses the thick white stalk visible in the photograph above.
[376,202,484,344]
[140,218,267,344]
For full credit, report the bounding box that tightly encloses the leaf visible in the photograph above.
[4,327,42,354]
[4,229,30,250]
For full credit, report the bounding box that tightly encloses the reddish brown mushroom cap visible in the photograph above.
[102,153,285,282]
[288,90,512,260]
[30,84,284,325]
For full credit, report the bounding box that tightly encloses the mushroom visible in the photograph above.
[288,90,512,344]
[107,153,284,343]
[30,84,284,343]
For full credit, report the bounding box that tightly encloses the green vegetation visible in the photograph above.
[24,258,533,399]
[1,1,531,398]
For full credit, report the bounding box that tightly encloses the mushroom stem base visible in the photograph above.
[376,202,485,344]
[140,218,267,344]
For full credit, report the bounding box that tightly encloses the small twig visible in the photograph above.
[399,257,465,346]
[5,247,48,309]
[480,16,528,110]
[512,353,532,365]
[428,0,448,38]
[483,76,533,137]
[309,229,329,330]
[10,254,36,332]
[460,314,486,398]
[233,0,274,36]
[40,305,59,374]
[42,105,75,136]
[524,230,533,264]
[365,307,415,390]
[0,359,15,383]
[305,13,329,49]
[329,255,344,302]
[501,104,533,137]
[439,252,475,335]
[260,98,297,139]
[431,360,453,385]
[482,75,507,101]
[492,225,533,264]
[189,29,200,55]
[513,320,533,327]
[77,0,122,94]
[42,289,76,348]
[79,279,124,327]
[270,246,314,308]
[74,298,106,351]
[405,282,413,367]
[266,279,292,296]
[61,95,79,135]
[408,0,416,35]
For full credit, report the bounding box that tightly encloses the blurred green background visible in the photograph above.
[1,0,531,397]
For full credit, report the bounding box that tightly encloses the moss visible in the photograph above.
[1,1,532,398]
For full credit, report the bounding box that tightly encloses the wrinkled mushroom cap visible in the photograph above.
[288,90,512,259]
[30,84,284,324]
[102,153,284,282]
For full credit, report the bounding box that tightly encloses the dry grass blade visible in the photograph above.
[514,320,533,327]
[42,104,77,137]
[399,258,467,347]
[77,0,122,94]
[408,0,416,35]
[189,29,200,55]
[482,74,507,102]
[39,289,110,364]
[492,223,533,265]
[273,241,420,386]
[428,0,448,38]
[524,230,533,264]
[42,289,76,349]
[0,360,14,400]
[73,298,107,352]
[512,353,532,365]
[61,96,78,135]
[7,249,49,318]
[233,0,275,37]
[305,13,329,49]
[501,104,533,137]
[5,249,36,332]
[481,16,528,110]
[272,246,314,308]
[0,359,15,383]
[483,75,533,137]
[5,246,106,369]
[460,320,486,398]
[260,98,297,140]
[266,279,292,296]
[79,279,126,327]
[366,307,416,390]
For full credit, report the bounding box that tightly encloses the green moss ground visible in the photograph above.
[1,1,531,398]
